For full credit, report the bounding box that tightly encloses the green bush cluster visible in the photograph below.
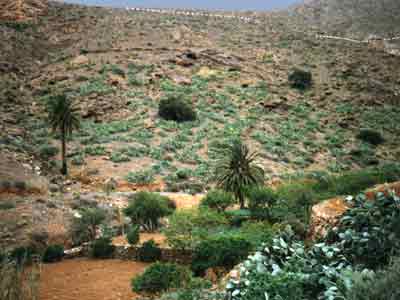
[137,240,162,262]
[124,192,175,232]
[132,262,192,293]
[356,129,384,146]
[91,237,115,259]
[126,225,140,245]
[227,189,400,300]
[288,68,312,90]
[42,244,64,263]
[125,170,155,185]
[39,144,59,159]
[347,257,400,300]
[246,186,277,220]
[327,191,400,269]
[158,95,197,122]
[200,190,234,212]
[71,207,107,245]
[192,235,252,275]
[164,208,228,250]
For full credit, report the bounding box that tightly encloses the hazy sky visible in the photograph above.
[63,0,301,11]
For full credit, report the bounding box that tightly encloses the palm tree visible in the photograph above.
[215,139,264,209]
[48,94,80,175]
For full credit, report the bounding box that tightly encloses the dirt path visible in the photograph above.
[39,258,148,300]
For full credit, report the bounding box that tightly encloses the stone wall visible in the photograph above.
[65,243,193,264]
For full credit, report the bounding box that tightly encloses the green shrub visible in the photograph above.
[238,221,279,247]
[137,240,162,262]
[0,180,12,190]
[9,246,36,265]
[347,257,400,300]
[192,235,252,275]
[327,191,400,269]
[164,208,228,250]
[125,170,155,185]
[225,209,252,227]
[200,190,234,212]
[288,68,312,90]
[42,244,64,263]
[176,168,192,180]
[71,208,107,245]
[127,225,140,245]
[273,183,315,224]
[14,181,27,191]
[110,152,130,163]
[91,237,115,258]
[246,186,277,220]
[226,228,353,300]
[158,95,197,122]
[39,144,59,159]
[124,192,174,232]
[357,129,384,146]
[132,262,192,294]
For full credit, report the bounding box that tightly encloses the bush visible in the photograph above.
[158,95,197,122]
[347,257,400,300]
[39,144,59,159]
[42,244,64,263]
[238,221,279,247]
[164,208,228,250]
[71,208,107,244]
[91,237,115,258]
[127,225,140,245]
[246,186,277,220]
[125,170,155,184]
[225,209,252,227]
[9,246,36,265]
[327,191,400,269]
[226,228,353,300]
[124,192,174,232]
[192,235,252,275]
[132,262,192,294]
[357,129,384,146]
[137,240,162,262]
[200,190,234,212]
[288,68,312,90]
[273,183,315,224]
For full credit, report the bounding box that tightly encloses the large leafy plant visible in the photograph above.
[327,191,400,269]
[226,227,353,300]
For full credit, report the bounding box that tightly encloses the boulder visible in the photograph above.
[70,55,89,66]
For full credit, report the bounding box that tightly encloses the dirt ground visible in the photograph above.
[39,258,148,300]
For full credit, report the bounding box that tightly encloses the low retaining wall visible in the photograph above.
[64,244,193,264]
[114,246,193,264]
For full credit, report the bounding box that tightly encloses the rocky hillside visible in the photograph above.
[292,0,400,39]
[0,1,399,250]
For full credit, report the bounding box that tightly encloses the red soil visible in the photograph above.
[39,258,148,300]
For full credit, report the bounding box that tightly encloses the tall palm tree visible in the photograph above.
[48,94,80,175]
[215,139,264,209]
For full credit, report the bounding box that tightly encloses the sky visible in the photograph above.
[62,0,301,11]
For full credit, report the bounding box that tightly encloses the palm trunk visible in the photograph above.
[239,193,245,209]
[61,128,67,175]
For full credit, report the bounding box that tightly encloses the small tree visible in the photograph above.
[126,225,140,246]
[123,192,174,232]
[215,139,264,209]
[71,208,106,244]
[200,190,235,213]
[47,94,80,175]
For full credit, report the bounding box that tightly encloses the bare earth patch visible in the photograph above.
[39,258,148,300]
